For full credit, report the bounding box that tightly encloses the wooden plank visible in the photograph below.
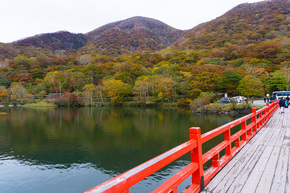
[284,109,290,192]
[238,146,274,193]
[201,110,280,193]
[286,147,290,191]
[224,144,267,193]
[274,124,286,147]
[201,144,263,193]
[267,123,283,146]
[262,117,280,141]
[255,146,280,193]
[270,147,289,193]
[257,120,281,147]
[248,118,276,146]
[282,126,290,148]
[201,108,289,193]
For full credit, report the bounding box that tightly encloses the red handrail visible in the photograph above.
[85,101,279,193]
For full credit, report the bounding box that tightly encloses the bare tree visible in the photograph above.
[0,60,9,68]
[10,83,27,103]
[76,55,93,66]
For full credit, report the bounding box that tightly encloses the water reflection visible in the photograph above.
[0,107,242,193]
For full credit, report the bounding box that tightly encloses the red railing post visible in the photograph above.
[224,129,231,156]
[259,110,263,128]
[241,119,247,142]
[252,108,257,133]
[263,109,267,125]
[189,127,204,190]
[266,103,270,121]
[212,153,220,167]
[235,138,241,147]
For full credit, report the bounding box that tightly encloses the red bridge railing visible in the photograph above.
[85,101,279,193]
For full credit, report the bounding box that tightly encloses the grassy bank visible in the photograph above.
[22,100,57,108]
[123,102,179,108]
[194,103,265,114]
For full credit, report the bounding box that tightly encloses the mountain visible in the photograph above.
[0,0,289,60]
[13,31,87,51]
[80,16,184,55]
[0,17,184,59]
[0,31,87,60]
[172,0,290,50]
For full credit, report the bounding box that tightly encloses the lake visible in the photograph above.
[0,107,242,193]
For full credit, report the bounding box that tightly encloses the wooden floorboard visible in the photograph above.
[270,147,289,193]
[209,145,264,193]
[201,108,290,193]
[285,149,290,192]
[255,146,280,193]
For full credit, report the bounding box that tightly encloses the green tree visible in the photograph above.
[32,84,47,95]
[220,70,243,95]
[113,62,146,85]
[237,75,264,97]
[70,72,86,93]
[267,70,288,92]
[30,68,44,80]
[43,71,59,93]
[0,72,11,87]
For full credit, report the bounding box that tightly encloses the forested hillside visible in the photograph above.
[82,16,184,55]
[0,17,183,59]
[173,0,289,51]
[0,0,289,106]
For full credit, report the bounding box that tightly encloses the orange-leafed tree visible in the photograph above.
[0,86,9,102]
[189,64,225,94]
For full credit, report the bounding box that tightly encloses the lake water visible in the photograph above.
[0,107,242,193]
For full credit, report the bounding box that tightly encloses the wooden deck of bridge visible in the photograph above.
[201,108,290,193]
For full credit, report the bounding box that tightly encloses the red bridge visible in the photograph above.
[85,101,280,193]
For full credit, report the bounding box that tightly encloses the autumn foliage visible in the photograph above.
[0,0,289,105]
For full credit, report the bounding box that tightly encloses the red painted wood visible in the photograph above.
[189,127,203,187]
[182,184,200,193]
[84,139,197,193]
[202,141,228,164]
[152,163,198,193]
[84,101,279,193]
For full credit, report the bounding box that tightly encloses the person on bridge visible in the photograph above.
[278,97,287,113]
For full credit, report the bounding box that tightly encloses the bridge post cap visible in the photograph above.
[251,108,257,113]
[189,127,201,134]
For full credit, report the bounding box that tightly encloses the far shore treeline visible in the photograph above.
[0,0,289,107]
[0,46,288,107]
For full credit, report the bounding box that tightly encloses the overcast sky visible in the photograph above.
[0,0,262,43]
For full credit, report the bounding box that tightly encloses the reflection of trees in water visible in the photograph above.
[0,107,241,173]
